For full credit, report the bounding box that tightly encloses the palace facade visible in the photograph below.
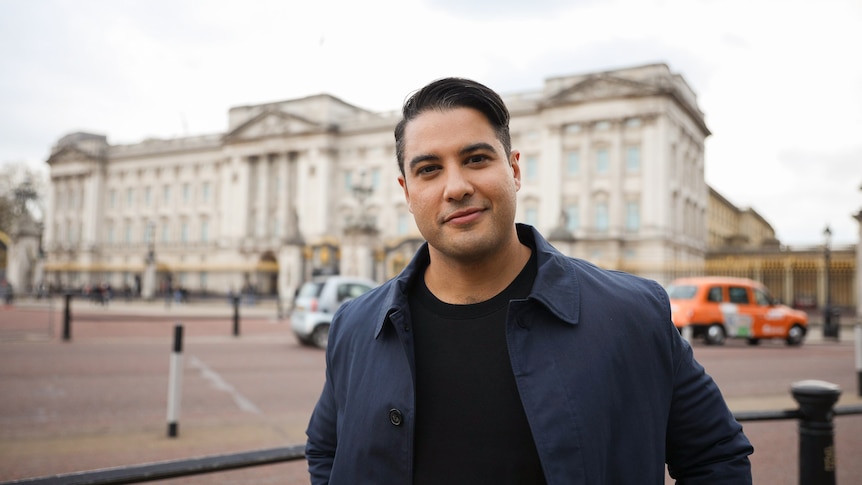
[37,63,858,312]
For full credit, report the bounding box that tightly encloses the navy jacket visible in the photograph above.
[306,225,753,484]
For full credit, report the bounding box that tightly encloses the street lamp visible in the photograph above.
[823,225,837,339]
[141,221,156,300]
[347,170,375,231]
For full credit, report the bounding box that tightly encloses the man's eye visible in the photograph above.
[416,165,439,175]
[467,155,487,164]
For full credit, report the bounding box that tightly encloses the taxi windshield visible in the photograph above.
[666,285,697,300]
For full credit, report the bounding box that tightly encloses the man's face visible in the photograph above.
[398,107,521,264]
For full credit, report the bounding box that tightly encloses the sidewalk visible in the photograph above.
[9,295,283,319]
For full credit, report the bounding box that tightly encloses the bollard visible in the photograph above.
[166,324,184,438]
[791,380,841,485]
[62,293,72,341]
[233,295,240,337]
[682,324,693,343]
[855,324,861,397]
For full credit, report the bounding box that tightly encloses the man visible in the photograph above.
[306,78,753,484]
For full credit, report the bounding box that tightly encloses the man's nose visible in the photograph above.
[442,166,474,201]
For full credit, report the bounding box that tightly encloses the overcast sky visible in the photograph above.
[1,0,860,245]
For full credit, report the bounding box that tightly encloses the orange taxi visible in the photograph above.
[666,276,808,346]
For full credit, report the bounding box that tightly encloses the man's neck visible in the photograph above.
[423,234,532,305]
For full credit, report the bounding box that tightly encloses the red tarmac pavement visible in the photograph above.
[1,299,861,484]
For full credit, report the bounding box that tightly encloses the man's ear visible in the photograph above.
[510,150,522,191]
[398,175,413,213]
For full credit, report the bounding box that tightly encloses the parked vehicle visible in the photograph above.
[666,276,808,346]
[291,275,377,349]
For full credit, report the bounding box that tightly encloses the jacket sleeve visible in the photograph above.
[662,284,754,483]
[305,357,338,484]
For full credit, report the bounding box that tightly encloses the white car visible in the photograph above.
[291,275,377,349]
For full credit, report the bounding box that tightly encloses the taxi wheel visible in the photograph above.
[705,324,726,345]
[786,324,805,346]
[746,338,760,346]
[311,324,330,350]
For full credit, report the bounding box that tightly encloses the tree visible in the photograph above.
[0,161,47,234]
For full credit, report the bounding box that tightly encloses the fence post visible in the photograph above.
[855,323,861,397]
[791,380,841,485]
[62,293,72,341]
[166,324,184,438]
[233,295,240,337]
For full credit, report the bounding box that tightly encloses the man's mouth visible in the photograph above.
[444,208,483,225]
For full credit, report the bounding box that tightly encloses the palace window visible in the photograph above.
[626,201,641,232]
[566,151,580,176]
[565,204,579,231]
[525,207,539,227]
[525,156,539,182]
[595,202,609,233]
[595,148,609,175]
[626,146,641,173]
[397,212,410,236]
[625,118,642,128]
[564,123,582,134]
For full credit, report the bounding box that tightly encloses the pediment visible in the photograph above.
[46,145,103,166]
[224,109,322,142]
[548,75,663,104]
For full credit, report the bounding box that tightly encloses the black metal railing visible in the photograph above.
[1,445,306,485]
[3,384,861,485]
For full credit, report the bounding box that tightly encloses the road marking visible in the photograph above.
[188,355,261,414]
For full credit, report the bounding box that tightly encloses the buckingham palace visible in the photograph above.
[39,63,856,311]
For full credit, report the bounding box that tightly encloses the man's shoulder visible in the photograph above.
[565,257,665,302]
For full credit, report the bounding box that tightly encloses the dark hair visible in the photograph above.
[394,77,512,176]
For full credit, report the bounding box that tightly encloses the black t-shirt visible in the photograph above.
[410,249,546,484]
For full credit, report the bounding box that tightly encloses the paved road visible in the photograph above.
[1,299,860,484]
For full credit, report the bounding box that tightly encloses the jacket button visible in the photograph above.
[388,408,403,426]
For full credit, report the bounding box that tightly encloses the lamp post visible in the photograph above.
[142,221,156,300]
[823,225,837,339]
[350,170,374,231]
[342,170,377,278]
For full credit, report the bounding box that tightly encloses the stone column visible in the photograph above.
[256,154,270,239]
[278,204,305,312]
[275,153,288,240]
[854,209,862,322]
[784,256,795,306]
[7,215,41,292]
[278,242,305,312]
[541,125,563,233]
[141,258,156,300]
[341,227,379,280]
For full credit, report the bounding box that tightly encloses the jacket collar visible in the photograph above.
[373,224,580,338]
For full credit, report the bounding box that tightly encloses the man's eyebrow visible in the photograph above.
[460,142,496,155]
[407,141,496,170]
[408,153,439,171]
[407,142,499,171]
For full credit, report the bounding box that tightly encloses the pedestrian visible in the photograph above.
[0,279,12,306]
[305,78,753,484]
